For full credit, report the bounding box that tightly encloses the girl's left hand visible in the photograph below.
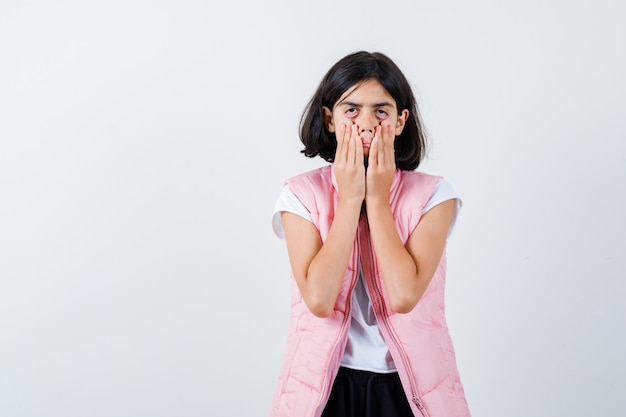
[365,122,395,204]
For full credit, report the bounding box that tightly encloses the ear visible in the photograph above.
[394,109,409,135]
[323,106,335,132]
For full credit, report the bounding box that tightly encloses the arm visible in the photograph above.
[365,122,455,313]
[366,199,456,313]
[282,198,361,317]
[282,122,364,318]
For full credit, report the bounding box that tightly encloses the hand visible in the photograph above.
[366,122,395,204]
[334,121,366,204]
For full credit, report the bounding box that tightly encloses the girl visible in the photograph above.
[269,51,471,417]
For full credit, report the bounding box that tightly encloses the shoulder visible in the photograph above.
[394,170,443,201]
[285,165,332,186]
[398,170,442,186]
[283,165,335,215]
[284,165,334,199]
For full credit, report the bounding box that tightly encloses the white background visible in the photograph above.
[1,1,625,416]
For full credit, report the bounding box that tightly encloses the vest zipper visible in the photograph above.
[315,239,359,417]
[359,215,429,417]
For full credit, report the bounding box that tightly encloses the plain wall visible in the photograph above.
[1,1,624,416]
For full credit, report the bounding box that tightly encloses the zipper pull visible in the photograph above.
[413,396,428,417]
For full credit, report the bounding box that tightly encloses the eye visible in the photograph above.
[344,108,358,117]
[376,109,389,119]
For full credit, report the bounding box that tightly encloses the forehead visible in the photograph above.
[335,79,396,107]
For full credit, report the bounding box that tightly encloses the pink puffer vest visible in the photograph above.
[269,165,471,417]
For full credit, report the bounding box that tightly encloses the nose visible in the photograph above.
[357,112,377,135]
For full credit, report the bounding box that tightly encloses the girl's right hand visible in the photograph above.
[333,121,365,204]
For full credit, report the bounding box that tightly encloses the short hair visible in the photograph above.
[299,51,427,170]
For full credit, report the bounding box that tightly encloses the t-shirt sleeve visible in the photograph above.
[421,179,462,238]
[272,185,313,239]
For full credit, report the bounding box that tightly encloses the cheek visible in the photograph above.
[333,115,353,129]
[393,119,405,135]
[381,116,395,128]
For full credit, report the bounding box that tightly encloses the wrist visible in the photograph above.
[338,195,364,211]
[365,195,390,211]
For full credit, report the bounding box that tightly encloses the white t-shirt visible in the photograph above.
[272,178,462,373]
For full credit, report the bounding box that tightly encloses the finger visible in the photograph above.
[335,122,349,163]
[354,126,364,166]
[381,123,394,166]
[378,124,387,167]
[348,123,360,166]
[386,123,395,148]
[369,127,380,169]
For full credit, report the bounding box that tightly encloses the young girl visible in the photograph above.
[269,51,471,417]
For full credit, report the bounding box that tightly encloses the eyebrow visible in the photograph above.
[339,100,394,108]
